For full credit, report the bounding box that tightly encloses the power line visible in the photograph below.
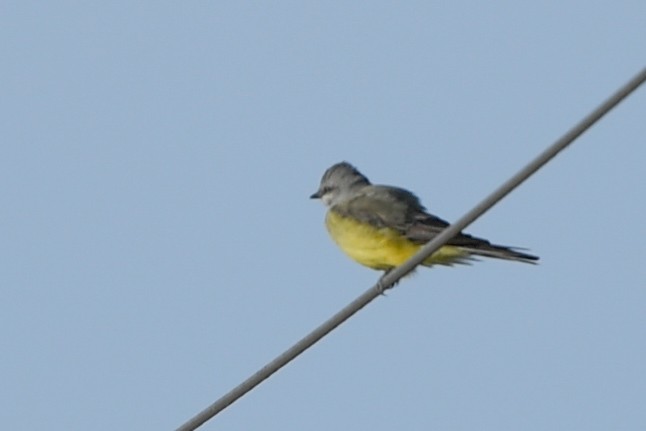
[175,67,646,431]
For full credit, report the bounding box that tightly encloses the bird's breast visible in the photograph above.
[325,210,420,270]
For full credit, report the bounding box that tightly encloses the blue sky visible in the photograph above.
[2,2,645,430]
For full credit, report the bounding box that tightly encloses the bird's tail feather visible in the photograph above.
[462,244,539,264]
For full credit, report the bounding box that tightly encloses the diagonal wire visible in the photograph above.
[176,67,646,431]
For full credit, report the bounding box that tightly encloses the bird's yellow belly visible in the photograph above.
[325,211,466,269]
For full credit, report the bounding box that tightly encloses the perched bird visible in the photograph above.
[311,162,538,274]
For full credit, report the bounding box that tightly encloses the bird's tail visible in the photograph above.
[463,243,539,264]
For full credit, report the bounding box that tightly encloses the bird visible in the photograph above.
[310,162,538,276]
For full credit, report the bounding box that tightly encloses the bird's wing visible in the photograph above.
[333,185,492,248]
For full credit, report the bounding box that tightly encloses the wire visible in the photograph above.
[175,67,646,431]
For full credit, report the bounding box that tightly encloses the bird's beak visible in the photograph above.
[310,191,321,199]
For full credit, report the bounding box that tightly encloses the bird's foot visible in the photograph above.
[376,269,398,295]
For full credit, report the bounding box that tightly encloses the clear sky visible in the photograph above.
[2,2,645,430]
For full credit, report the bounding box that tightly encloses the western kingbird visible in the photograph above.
[311,162,538,272]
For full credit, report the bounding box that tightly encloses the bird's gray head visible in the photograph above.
[310,162,371,207]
